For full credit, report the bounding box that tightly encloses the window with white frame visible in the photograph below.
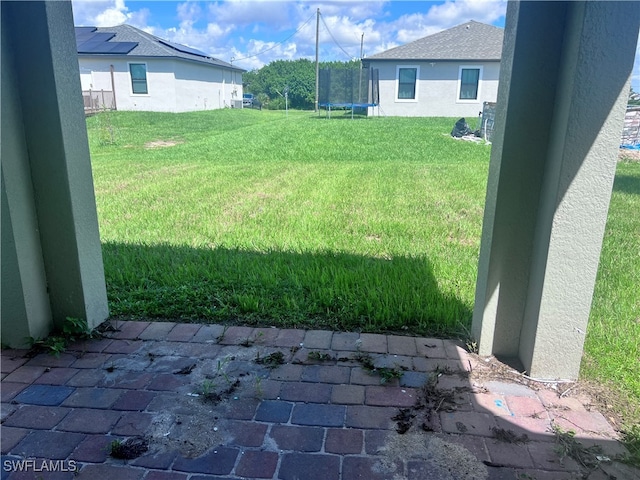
[458,66,482,101]
[396,66,419,101]
[129,63,148,94]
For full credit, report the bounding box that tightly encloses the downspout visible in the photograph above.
[110,64,117,110]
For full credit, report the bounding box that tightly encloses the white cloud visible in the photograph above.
[72,0,151,27]
[71,0,508,70]
[207,1,299,29]
[424,0,506,27]
[312,0,388,21]
[177,1,203,25]
[392,0,507,44]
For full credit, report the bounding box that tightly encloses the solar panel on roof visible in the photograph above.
[89,32,116,42]
[75,27,98,46]
[159,39,209,58]
[103,42,138,54]
[75,27,136,55]
[78,41,137,54]
[75,26,97,36]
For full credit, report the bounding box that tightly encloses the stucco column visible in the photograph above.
[472,1,640,380]
[1,1,108,347]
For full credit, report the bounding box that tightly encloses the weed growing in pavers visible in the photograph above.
[27,336,67,357]
[254,351,285,369]
[194,356,241,404]
[353,352,404,384]
[196,379,223,403]
[490,427,529,444]
[27,317,98,357]
[551,424,609,472]
[378,367,404,384]
[109,436,149,459]
[215,357,234,385]
[458,321,479,354]
[217,325,229,343]
[307,351,335,362]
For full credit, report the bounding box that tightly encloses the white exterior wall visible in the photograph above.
[369,60,500,117]
[78,56,242,113]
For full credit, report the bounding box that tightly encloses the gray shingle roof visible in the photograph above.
[366,21,503,61]
[75,24,244,72]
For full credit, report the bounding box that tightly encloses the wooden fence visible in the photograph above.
[82,90,115,115]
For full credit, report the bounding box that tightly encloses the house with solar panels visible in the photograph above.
[362,21,503,117]
[75,25,245,113]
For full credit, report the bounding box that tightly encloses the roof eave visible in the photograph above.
[363,57,501,62]
[78,53,246,72]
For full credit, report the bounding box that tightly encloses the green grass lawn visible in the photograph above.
[581,159,640,426]
[88,109,639,427]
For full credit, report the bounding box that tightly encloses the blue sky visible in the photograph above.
[71,0,638,90]
[70,0,508,70]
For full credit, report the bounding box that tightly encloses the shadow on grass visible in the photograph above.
[102,241,472,337]
[612,174,640,195]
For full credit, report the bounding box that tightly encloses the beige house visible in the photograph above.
[363,21,503,117]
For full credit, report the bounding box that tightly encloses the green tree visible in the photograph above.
[629,86,640,106]
[243,59,361,110]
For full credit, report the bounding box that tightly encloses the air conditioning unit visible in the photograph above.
[231,99,243,109]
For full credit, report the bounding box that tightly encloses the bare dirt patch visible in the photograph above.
[377,433,489,480]
[144,139,183,149]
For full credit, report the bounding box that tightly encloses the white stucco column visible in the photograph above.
[1,1,109,346]
[472,1,640,380]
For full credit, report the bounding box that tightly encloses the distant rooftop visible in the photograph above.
[75,24,244,71]
[366,21,503,62]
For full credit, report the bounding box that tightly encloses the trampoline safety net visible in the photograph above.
[319,68,379,107]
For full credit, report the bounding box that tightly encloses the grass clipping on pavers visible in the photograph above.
[552,424,609,471]
[393,370,471,434]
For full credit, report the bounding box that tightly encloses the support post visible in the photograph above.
[315,8,320,113]
[1,1,109,346]
[472,1,640,380]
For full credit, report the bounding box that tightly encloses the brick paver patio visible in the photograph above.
[1,321,637,479]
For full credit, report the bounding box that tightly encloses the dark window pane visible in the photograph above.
[460,68,479,100]
[398,68,417,99]
[129,64,148,94]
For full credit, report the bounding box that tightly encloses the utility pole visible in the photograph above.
[358,33,364,103]
[315,8,320,112]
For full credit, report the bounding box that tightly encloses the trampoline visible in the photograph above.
[318,102,379,118]
[318,67,379,119]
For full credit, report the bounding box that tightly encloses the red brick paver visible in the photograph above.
[1,321,635,480]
